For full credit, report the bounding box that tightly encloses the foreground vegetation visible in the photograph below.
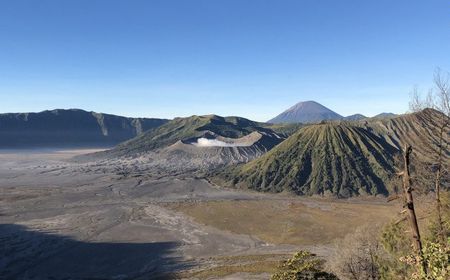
[272,251,337,280]
[325,193,450,280]
[264,193,449,280]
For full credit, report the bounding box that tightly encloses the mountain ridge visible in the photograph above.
[100,114,283,157]
[0,109,169,148]
[344,114,367,121]
[268,100,401,124]
[92,114,285,169]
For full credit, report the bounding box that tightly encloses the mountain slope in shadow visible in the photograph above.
[0,109,168,148]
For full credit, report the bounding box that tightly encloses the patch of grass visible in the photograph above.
[169,199,398,246]
[177,254,287,279]
[182,261,279,279]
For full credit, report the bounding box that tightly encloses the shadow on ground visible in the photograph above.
[0,224,191,280]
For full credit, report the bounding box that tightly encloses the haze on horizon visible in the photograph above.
[1,0,449,121]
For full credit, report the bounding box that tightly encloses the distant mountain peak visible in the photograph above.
[268,100,343,124]
[372,112,398,119]
[345,114,367,121]
[286,100,324,109]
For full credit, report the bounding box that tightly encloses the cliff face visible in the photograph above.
[0,109,168,148]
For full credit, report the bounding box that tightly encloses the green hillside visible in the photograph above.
[217,123,398,197]
[215,109,449,197]
[263,122,304,137]
[104,114,277,157]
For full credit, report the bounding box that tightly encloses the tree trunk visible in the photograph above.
[401,145,427,275]
[435,166,446,242]
[435,123,446,243]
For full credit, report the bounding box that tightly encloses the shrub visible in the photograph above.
[272,251,338,280]
[400,239,450,280]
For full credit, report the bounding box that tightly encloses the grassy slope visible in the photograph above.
[370,108,450,162]
[263,123,304,137]
[219,123,398,197]
[216,109,449,197]
[105,115,275,156]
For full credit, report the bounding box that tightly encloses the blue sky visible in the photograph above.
[0,0,449,121]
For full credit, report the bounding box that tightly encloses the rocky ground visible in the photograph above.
[0,149,398,280]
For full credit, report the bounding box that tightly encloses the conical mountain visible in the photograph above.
[218,123,397,197]
[268,101,343,124]
[216,109,449,197]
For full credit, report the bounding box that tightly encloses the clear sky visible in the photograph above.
[0,0,449,121]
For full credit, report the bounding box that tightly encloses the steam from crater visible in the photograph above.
[193,138,240,147]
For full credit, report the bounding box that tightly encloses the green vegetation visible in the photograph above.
[218,123,398,197]
[263,122,305,137]
[215,109,449,197]
[379,225,450,280]
[378,222,413,279]
[378,193,450,280]
[177,254,288,279]
[398,240,450,280]
[271,251,337,280]
[325,193,450,280]
[105,114,278,156]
